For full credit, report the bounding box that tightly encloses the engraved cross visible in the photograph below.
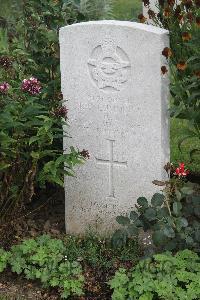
[96,139,127,198]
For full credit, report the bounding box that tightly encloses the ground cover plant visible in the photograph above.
[113,163,200,253]
[0,235,84,299]
[109,249,200,300]
[0,233,140,299]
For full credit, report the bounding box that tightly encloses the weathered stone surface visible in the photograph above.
[59,20,169,234]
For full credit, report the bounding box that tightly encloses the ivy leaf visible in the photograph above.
[181,186,194,195]
[116,216,130,226]
[112,229,128,248]
[127,224,139,236]
[151,193,165,207]
[137,197,148,208]
[130,211,138,221]
[163,225,175,238]
[144,208,157,221]
[152,230,167,246]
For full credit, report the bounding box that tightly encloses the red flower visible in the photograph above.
[175,163,189,177]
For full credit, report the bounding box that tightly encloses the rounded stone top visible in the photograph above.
[60,20,169,36]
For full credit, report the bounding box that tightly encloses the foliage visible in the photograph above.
[0,235,84,299]
[142,0,200,163]
[62,233,140,269]
[0,72,85,221]
[0,248,10,272]
[78,0,113,20]
[109,249,200,300]
[112,165,200,252]
[113,0,141,20]
[0,0,106,221]
[171,118,200,173]
[0,233,141,298]
[0,0,113,222]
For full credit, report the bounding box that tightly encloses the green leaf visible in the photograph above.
[30,151,40,159]
[151,193,165,207]
[173,202,182,216]
[29,136,39,145]
[0,162,11,170]
[163,225,175,238]
[144,208,157,221]
[139,293,153,300]
[152,230,167,246]
[179,217,188,228]
[112,229,128,248]
[181,186,194,195]
[157,207,169,219]
[130,211,138,221]
[127,224,139,236]
[175,188,182,201]
[116,216,130,226]
[195,230,200,242]
[137,197,148,208]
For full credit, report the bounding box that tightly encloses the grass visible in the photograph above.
[112,0,142,20]
[171,118,200,173]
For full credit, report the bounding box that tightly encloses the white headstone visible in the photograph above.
[60,21,169,235]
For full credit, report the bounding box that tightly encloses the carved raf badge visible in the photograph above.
[88,38,131,92]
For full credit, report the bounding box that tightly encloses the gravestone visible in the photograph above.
[59,21,169,234]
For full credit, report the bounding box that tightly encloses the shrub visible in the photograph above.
[109,249,200,300]
[0,0,112,222]
[0,73,85,222]
[142,0,200,163]
[0,235,84,299]
[112,163,200,252]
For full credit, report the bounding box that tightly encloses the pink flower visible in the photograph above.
[21,77,41,95]
[0,82,9,94]
[52,106,68,119]
[175,163,189,177]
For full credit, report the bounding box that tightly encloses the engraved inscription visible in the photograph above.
[96,139,127,198]
[88,38,131,92]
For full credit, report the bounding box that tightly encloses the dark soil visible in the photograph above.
[187,171,200,184]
